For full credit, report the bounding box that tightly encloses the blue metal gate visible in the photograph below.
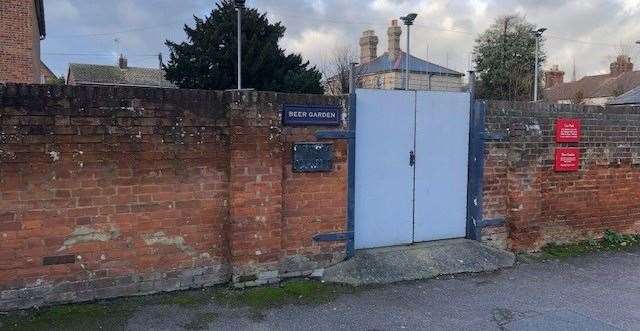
[355,89,471,249]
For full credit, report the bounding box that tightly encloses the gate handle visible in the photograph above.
[409,150,415,166]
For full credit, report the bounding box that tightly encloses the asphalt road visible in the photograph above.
[124,248,640,331]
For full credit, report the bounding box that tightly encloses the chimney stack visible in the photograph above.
[118,54,128,69]
[544,65,565,88]
[610,55,633,76]
[387,20,402,61]
[359,30,379,64]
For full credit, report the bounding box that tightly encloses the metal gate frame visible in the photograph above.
[313,72,498,259]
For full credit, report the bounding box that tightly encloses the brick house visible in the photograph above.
[326,20,464,94]
[0,0,52,84]
[544,55,640,105]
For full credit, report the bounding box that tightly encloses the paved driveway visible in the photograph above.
[131,249,640,331]
[4,248,640,330]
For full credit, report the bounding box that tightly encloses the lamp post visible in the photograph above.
[234,0,246,90]
[533,27,547,102]
[400,13,418,91]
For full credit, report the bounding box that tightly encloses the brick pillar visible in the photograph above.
[505,120,544,251]
[228,123,284,281]
[506,168,543,251]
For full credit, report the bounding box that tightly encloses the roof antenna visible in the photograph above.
[114,38,122,54]
[114,38,124,66]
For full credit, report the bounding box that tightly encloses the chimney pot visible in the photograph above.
[544,65,565,88]
[610,55,633,76]
[359,30,379,64]
[387,20,402,61]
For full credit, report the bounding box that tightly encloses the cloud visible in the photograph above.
[307,0,327,14]
[40,0,640,82]
[618,0,640,14]
[45,0,79,20]
[283,28,348,63]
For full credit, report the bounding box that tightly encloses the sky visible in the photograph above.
[42,0,640,81]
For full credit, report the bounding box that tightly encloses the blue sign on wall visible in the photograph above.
[282,104,341,126]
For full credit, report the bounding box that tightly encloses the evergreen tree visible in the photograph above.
[473,15,545,101]
[164,0,323,93]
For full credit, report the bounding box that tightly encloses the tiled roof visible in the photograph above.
[609,86,640,105]
[68,63,177,89]
[357,51,464,77]
[41,61,55,78]
[544,70,640,101]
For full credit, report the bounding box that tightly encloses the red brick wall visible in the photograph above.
[225,93,347,281]
[482,101,640,251]
[281,122,347,275]
[0,85,347,309]
[9,84,640,308]
[0,0,41,84]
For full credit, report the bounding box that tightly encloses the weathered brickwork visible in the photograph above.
[5,84,638,309]
[482,101,640,251]
[0,85,347,309]
[226,93,347,283]
[0,0,42,84]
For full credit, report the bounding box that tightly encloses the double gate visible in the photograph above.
[355,89,471,249]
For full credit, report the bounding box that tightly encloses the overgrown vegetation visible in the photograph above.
[540,230,640,260]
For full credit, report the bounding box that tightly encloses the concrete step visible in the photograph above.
[322,239,515,286]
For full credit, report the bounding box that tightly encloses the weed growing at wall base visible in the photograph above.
[540,230,640,260]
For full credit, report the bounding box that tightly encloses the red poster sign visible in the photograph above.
[555,148,580,172]
[555,119,581,143]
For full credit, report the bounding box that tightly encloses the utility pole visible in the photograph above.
[501,17,511,99]
[234,0,246,90]
[533,27,547,102]
[349,62,357,94]
[502,17,510,67]
[426,44,429,62]
[400,13,418,90]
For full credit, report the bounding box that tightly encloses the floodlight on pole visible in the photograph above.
[533,27,547,102]
[400,13,418,91]
[234,0,246,90]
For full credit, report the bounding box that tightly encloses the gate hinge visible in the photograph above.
[477,218,506,228]
[482,131,509,141]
